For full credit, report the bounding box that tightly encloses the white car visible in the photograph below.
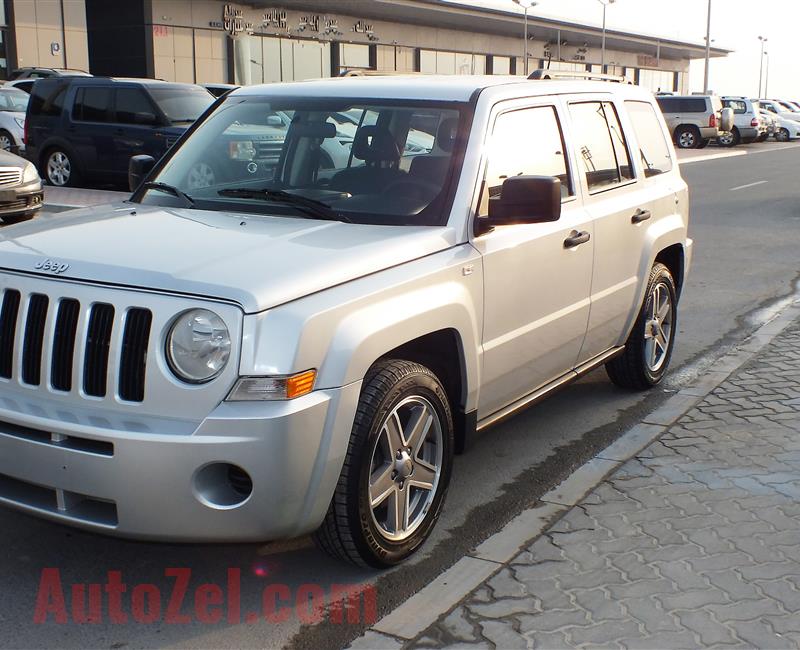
[763,107,800,142]
[759,99,800,124]
[0,87,28,152]
[3,79,35,95]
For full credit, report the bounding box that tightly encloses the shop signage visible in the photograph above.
[299,15,320,32]
[353,20,375,35]
[221,4,253,37]
[638,54,659,67]
[263,9,288,30]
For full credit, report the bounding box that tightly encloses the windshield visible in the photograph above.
[137,96,465,226]
[148,86,214,124]
[0,88,29,112]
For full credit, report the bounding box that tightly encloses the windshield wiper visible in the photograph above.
[218,188,352,223]
[141,181,195,208]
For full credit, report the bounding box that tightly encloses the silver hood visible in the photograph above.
[0,204,457,313]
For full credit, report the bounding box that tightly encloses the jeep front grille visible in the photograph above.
[0,168,22,187]
[0,289,152,403]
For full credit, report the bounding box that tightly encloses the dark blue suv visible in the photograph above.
[24,77,213,187]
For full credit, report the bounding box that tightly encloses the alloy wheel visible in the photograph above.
[46,151,71,186]
[187,162,215,189]
[368,395,443,542]
[678,131,696,148]
[0,135,11,151]
[644,281,674,372]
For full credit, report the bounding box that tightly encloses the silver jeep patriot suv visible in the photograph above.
[0,73,691,567]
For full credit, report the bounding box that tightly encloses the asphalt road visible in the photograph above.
[2,144,800,649]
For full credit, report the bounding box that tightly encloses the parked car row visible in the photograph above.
[655,92,800,148]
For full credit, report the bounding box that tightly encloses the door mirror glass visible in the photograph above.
[133,111,158,125]
[487,175,562,225]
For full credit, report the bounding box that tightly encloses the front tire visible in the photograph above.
[1,212,35,225]
[776,128,791,142]
[606,263,678,390]
[314,360,454,568]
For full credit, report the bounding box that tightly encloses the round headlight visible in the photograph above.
[166,309,231,383]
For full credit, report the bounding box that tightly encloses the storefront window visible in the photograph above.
[341,43,370,70]
[0,30,7,80]
[492,56,511,74]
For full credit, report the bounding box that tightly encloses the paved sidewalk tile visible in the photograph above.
[398,322,800,649]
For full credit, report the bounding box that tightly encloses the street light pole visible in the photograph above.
[703,0,712,93]
[764,51,770,97]
[758,36,767,97]
[596,0,615,71]
[512,0,537,75]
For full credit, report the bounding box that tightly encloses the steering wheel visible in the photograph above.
[383,177,441,202]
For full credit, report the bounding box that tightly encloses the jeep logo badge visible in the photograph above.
[35,259,70,275]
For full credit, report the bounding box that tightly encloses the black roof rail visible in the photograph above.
[528,69,630,84]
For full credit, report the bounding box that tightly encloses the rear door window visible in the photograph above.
[568,101,634,192]
[625,101,673,177]
[73,87,112,123]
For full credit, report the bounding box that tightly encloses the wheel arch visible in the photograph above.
[377,328,474,454]
[655,243,685,298]
[37,138,85,178]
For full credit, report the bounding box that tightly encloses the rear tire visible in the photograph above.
[696,138,710,149]
[314,359,454,568]
[674,126,700,149]
[756,133,768,142]
[0,130,14,152]
[717,128,740,147]
[42,148,82,187]
[606,263,678,390]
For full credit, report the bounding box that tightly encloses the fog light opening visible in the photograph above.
[193,462,253,509]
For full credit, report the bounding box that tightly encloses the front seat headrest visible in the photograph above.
[351,125,401,163]
[436,118,459,153]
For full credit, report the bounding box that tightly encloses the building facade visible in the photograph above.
[3,0,728,92]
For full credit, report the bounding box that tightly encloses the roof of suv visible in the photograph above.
[52,76,197,87]
[232,74,648,103]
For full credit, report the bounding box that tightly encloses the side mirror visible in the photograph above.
[720,107,734,133]
[487,175,562,225]
[133,111,158,125]
[128,154,156,192]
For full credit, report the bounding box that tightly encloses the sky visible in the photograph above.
[462,0,797,99]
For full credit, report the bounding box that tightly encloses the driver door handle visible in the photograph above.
[631,209,652,224]
[564,230,591,249]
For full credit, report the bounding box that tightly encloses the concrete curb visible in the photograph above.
[347,296,800,647]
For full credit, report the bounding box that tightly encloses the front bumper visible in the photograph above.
[0,179,43,217]
[0,381,362,542]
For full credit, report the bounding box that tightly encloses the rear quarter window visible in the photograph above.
[624,101,673,178]
[28,80,68,117]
